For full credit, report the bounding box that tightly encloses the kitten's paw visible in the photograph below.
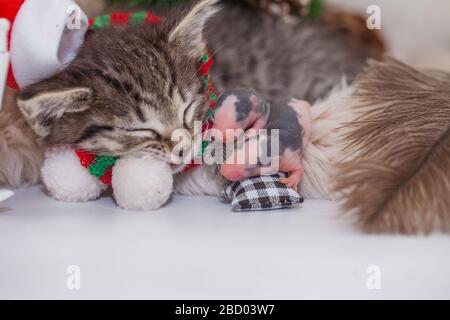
[41,147,106,202]
[112,156,173,211]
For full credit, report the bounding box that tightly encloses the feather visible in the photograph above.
[335,57,450,234]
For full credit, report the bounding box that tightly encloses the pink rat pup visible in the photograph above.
[213,89,312,191]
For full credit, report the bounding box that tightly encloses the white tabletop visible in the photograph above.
[0,186,449,299]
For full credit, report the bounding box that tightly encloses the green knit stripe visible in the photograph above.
[88,155,119,178]
[130,11,148,25]
[308,0,322,19]
[201,54,209,63]
[203,76,210,88]
[199,140,210,157]
[91,15,111,30]
[206,109,214,120]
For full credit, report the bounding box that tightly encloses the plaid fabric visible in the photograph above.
[222,173,304,212]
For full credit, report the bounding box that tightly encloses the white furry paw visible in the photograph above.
[112,156,173,211]
[41,147,106,202]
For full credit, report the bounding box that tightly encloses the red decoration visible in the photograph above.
[110,12,130,26]
[146,12,162,24]
[100,167,113,185]
[1,0,25,89]
[199,57,214,76]
[75,150,95,168]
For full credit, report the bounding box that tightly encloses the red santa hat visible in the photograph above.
[0,0,88,90]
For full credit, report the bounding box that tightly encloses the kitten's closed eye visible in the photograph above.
[118,127,162,140]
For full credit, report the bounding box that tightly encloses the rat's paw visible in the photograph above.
[112,156,173,211]
[280,178,299,192]
[280,168,304,192]
[41,147,107,202]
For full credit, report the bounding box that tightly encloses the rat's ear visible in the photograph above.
[17,85,92,138]
[168,0,220,58]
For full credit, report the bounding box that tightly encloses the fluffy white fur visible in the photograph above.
[112,155,173,210]
[174,164,224,196]
[301,82,355,200]
[42,146,107,202]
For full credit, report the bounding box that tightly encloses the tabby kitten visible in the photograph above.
[18,0,220,172]
[15,0,375,197]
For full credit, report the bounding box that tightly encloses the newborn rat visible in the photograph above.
[213,89,312,191]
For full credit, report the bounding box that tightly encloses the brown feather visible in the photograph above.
[335,57,450,234]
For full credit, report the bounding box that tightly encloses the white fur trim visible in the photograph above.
[41,146,106,202]
[10,0,88,88]
[112,156,173,211]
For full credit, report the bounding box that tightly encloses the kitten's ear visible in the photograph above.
[17,87,92,137]
[168,0,220,58]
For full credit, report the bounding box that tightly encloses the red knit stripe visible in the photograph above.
[199,58,214,76]
[110,12,130,25]
[146,12,162,25]
[6,65,18,89]
[100,167,113,185]
[5,0,25,89]
[75,150,95,168]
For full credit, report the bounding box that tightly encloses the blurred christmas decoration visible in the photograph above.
[243,0,322,18]
[108,0,190,7]
[107,0,323,19]
[104,0,384,59]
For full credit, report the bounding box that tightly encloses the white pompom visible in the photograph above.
[112,155,173,211]
[41,147,106,202]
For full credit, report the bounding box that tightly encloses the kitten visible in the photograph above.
[18,0,219,173]
[9,0,375,196]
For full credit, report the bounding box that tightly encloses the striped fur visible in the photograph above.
[17,0,220,169]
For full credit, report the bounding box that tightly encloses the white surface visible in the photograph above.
[328,0,450,71]
[0,186,449,300]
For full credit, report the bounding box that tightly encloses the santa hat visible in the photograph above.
[1,0,88,90]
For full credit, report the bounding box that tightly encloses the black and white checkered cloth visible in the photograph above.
[222,173,304,212]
